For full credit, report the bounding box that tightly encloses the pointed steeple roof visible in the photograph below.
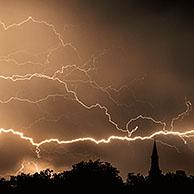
[151,140,158,159]
[149,140,162,177]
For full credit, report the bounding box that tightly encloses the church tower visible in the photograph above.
[149,140,162,177]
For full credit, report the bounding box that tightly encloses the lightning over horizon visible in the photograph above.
[0,1,194,177]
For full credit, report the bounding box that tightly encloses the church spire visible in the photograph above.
[149,140,162,177]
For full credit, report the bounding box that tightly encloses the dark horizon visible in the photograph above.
[0,137,193,193]
[0,139,189,179]
[0,157,193,193]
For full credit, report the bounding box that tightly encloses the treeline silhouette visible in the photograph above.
[0,160,193,193]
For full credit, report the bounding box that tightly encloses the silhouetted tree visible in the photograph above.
[126,173,146,193]
[53,160,124,193]
[1,160,194,194]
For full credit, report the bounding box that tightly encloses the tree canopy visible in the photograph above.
[0,160,193,194]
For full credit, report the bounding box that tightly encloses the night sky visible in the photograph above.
[0,0,194,177]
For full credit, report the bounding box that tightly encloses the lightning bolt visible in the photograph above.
[0,16,81,61]
[0,69,130,135]
[15,161,25,175]
[0,16,193,175]
[0,16,148,111]
[0,60,192,154]
[170,99,192,131]
[16,161,40,175]
[156,140,181,153]
[0,127,193,157]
